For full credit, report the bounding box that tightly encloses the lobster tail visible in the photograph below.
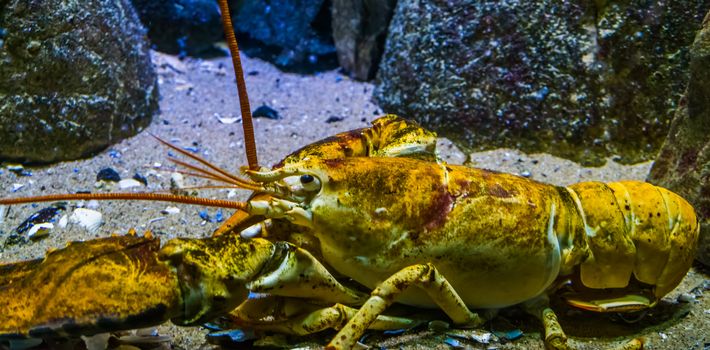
[566,181,699,298]
[608,181,699,297]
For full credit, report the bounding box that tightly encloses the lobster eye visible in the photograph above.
[299,174,320,192]
[300,174,314,184]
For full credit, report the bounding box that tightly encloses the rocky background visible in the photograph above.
[0,0,157,163]
[648,11,710,267]
[2,0,708,264]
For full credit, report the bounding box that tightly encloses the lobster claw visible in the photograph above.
[0,233,279,342]
[158,234,276,326]
[0,234,182,340]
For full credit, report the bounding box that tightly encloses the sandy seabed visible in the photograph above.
[0,52,708,350]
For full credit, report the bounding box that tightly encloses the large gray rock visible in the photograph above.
[331,0,396,80]
[648,11,710,266]
[375,0,709,166]
[0,0,157,163]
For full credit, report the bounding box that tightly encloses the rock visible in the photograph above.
[331,0,396,80]
[648,11,710,266]
[375,1,708,166]
[0,0,157,163]
[234,0,337,71]
[130,0,223,55]
[97,168,121,182]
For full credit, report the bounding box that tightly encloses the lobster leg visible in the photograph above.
[521,296,570,350]
[227,296,421,336]
[522,296,644,350]
[327,263,483,350]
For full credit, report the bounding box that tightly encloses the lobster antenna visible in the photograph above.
[0,193,248,210]
[216,0,259,170]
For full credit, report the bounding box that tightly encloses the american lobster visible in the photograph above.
[0,2,700,349]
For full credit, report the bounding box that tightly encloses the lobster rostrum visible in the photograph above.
[0,2,701,349]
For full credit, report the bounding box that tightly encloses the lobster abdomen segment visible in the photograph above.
[566,181,699,297]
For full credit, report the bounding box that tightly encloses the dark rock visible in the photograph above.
[0,0,157,163]
[234,0,338,71]
[331,0,396,80]
[133,172,148,186]
[375,1,709,166]
[97,168,121,182]
[130,0,223,55]
[253,105,281,120]
[648,11,710,266]
[325,115,345,123]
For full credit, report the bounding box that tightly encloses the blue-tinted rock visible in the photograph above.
[130,0,223,55]
[375,0,709,165]
[0,0,157,163]
[234,0,337,71]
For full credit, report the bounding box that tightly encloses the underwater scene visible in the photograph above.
[0,1,709,349]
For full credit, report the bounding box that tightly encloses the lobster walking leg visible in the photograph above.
[327,263,483,350]
[523,296,644,350]
[228,297,421,336]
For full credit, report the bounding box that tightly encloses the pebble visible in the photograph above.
[428,320,450,332]
[444,338,462,348]
[447,329,496,344]
[133,173,148,186]
[97,168,121,182]
[81,332,110,350]
[7,164,32,176]
[118,179,143,189]
[162,206,181,215]
[325,116,345,123]
[253,105,280,120]
[58,215,68,228]
[677,293,696,303]
[494,329,523,341]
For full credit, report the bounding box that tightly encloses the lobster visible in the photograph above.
[0,1,701,349]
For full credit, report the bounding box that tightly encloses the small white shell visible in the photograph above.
[57,214,68,229]
[162,206,180,215]
[69,208,103,233]
[216,114,240,124]
[27,222,54,239]
[118,179,143,189]
[170,172,186,189]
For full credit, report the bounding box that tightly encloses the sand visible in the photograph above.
[0,52,707,350]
